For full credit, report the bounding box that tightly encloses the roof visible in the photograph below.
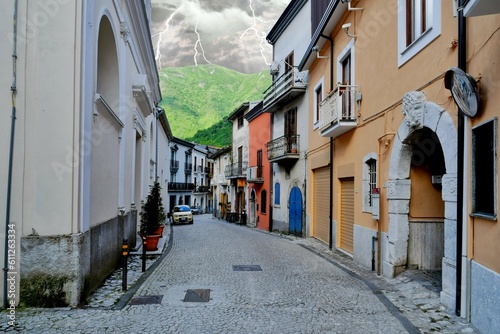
[266,0,309,45]
[244,101,264,123]
[207,146,231,159]
[227,102,250,121]
[171,137,196,148]
[298,0,344,71]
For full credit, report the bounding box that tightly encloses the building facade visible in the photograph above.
[298,0,500,331]
[0,0,169,307]
[167,137,196,213]
[245,102,271,231]
[209,146,232,219]
[264,0,311,236]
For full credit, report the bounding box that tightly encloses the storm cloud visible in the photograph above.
[151,0,291,73]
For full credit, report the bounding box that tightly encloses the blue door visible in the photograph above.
[289,187,302,235]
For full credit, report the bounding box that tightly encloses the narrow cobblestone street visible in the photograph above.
[6,215,477,333]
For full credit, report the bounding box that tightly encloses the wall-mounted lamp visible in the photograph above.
[340,0,364,11]
[312,45,329,59]
[342,23,357,39]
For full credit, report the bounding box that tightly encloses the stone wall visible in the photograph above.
[20,211,136,307]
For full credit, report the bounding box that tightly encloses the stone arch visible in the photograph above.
[386,91,457,308]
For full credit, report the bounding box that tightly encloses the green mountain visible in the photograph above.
[158,64,271,147]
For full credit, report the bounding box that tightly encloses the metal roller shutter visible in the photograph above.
[340,178,354,253]
[313,167,330,244]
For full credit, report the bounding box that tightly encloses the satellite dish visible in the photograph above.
[444,67,480,118]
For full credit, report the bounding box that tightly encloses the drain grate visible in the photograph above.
[232,265,262,272]
[129,295,163,305]
[183,289,210,302]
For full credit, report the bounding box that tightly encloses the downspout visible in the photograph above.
[4,0,18,309]
[269,113,274,232]
[320,33,334,250]
[456,0,466,317]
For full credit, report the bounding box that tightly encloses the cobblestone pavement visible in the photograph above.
[3,215,478,333]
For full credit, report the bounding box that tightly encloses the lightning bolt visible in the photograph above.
[153,4,184,69]
[240,0,275,65]
[193,15,212,66]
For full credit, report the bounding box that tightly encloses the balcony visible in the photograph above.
[224,162,248,179]
[184,162,193,174]
[267,134,300,164]
[263,68,307,113]
[204,166,213,177]
[319,85,358,138]
[218,174,227,185]
[170,160,179,173]
[194,185,211,193]
[168,182,195,192]
[247,166,264,184]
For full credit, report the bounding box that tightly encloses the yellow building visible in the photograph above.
[299,0,499,331]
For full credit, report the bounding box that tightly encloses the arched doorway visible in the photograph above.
[289,186,302,236]
[387,91,457,309]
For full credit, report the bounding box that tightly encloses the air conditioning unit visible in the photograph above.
[269,61,280,75]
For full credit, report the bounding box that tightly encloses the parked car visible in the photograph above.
[172,205,193,224]
[190,205,203,215]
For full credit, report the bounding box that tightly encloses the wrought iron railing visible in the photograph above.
[266,134,300,160]
[247,166,263,181]
[224,162,248,178]
[263,67,307,109]
[170,160,179,173]
[168,182,195,191]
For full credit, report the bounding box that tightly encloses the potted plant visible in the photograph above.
[140,182,167,251]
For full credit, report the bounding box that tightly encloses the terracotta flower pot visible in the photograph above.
[144,234,161,251]
[151,225,165,237]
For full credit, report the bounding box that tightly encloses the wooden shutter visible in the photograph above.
[313,167,330,244]
[340,178,354,253]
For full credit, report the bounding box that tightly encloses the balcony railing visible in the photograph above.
[263,67,307,112]
[184,162,193,174]
[267,134,300,163]
[168,182,195,191]
[194,185,211,193]
[247,166,264,183]
[224,162,248,179]
[170,160,179,173]
[319,85,358,138]
[218,174,226,185]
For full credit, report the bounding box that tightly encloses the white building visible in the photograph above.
[167,137,195,212]
[209,147,232,219]
[264,0,310,235]
[0,0,169,307]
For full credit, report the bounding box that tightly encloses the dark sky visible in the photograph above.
[151,0,291,74]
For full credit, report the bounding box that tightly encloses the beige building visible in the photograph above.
[299,0,500,332]
[0,0,170,307]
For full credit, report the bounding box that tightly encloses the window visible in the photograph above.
[362,153,378,212]
[261,190,267,214]
[315,85,322,125]
[472,119,497,217]
[194,156,197,171]
[313,78,324,128]
[397,0,441,66]
[285,52,294,74]
[257,149,263,178]
[274,183,280,205]
[237,116,244,129]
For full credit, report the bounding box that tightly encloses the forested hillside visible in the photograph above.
[158,64,271,147]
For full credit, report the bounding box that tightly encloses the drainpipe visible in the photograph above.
[269,113,274,232]
[455,0,466,317]
[4,0,18,309]
[320,34,334,250]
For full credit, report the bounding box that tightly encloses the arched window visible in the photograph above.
[274,183,280,205]
[261,190,267,214]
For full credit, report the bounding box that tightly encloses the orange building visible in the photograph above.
[245,102,272,231]
[297,0,500,331]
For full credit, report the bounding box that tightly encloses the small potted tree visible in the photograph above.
[140,181,167,251]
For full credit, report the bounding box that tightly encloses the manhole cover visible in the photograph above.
[129,295,163,305]
[183,289,210,302]
[232,265,262,272]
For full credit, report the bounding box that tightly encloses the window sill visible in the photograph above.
[470,213,497,222]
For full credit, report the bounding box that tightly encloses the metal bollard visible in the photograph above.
[142,235,147,272]
[122,239,129,291]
